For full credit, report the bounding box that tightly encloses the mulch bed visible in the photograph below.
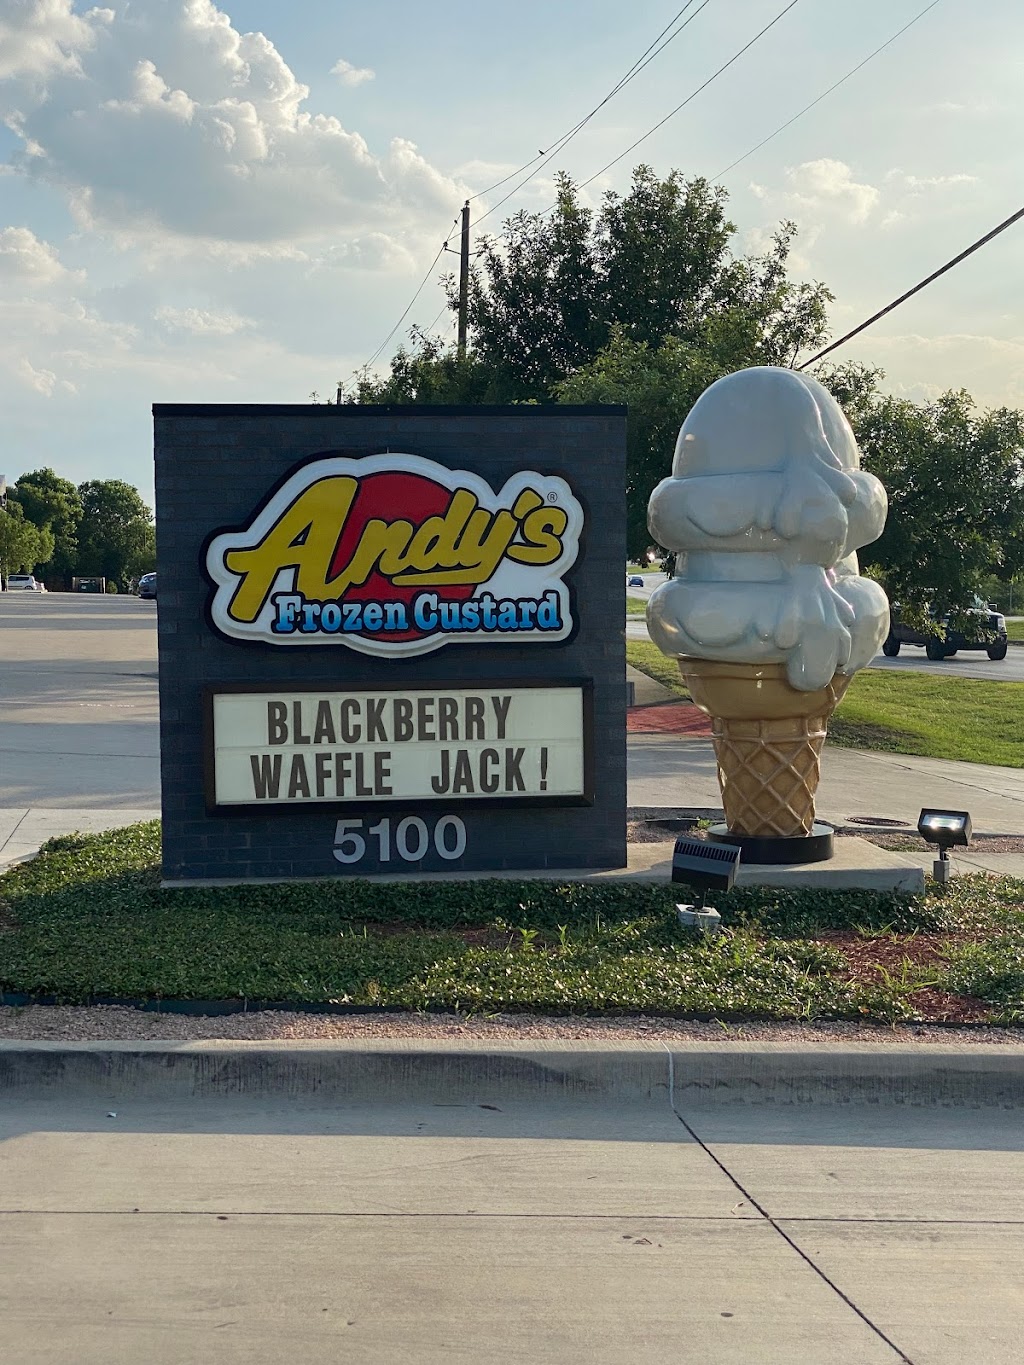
[813,929,991,1023]
[627,702,712,735]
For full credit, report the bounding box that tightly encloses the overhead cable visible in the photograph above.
[712,0,943,180]
[575,0,802,191]
[798,203,1024,369]
[473,0,714,226]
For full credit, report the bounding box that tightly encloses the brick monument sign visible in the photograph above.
[154,404,626,882]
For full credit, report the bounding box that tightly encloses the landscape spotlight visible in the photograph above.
[917,808,971,885]
[672,836,741,934]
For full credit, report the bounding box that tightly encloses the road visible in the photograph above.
[5,1059,1024,1364]
[0,593,159,808]
[627,574,1024,683]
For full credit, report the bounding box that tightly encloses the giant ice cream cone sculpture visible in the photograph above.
[646,368,889,845]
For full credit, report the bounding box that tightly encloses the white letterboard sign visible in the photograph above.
[206,683,592,810]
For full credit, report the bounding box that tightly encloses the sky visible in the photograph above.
[1,0,1021,503]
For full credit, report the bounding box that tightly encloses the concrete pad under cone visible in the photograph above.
[160,836,924,891]
[617,836,926,892]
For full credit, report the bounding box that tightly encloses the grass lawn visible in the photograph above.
[626,595,647,616]
[625,639,690,699]
[832,670,1024,767]
[1006,620,1024,642]
[625,639,1024,767]
[2,824,1023,1023]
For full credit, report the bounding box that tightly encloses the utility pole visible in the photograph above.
[457,200,470,359]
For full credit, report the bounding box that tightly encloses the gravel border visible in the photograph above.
[3,1005,1024,1044]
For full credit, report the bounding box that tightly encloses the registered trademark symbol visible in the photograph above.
[547,492,558,503]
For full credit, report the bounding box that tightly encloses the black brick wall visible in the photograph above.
[154,405,627,882]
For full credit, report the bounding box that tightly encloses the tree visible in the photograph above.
[13,467,83,586]
[76,480,155,589]
[555,330,726,557]
[459,168,831,399]
[0,499,53,584]
[821,363,1024,621]
[352,166,832,546]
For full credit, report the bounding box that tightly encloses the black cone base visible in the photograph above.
[707,822,834,866]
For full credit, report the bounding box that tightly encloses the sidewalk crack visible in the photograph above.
[662,1046,914,1364]
[0,810,30,857]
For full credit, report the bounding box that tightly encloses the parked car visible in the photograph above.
[138,572,157,600]
[6,574,45,592]
[883,600,1008,661]
[627,575,645,588]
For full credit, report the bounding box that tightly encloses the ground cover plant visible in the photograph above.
[624,641,1024,767]
[2,823,1023,1023]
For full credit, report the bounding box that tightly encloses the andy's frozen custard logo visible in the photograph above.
[204,452,584,655]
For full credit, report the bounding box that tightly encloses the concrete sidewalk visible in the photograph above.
[629,733,1024,835]
[0,807,159,872]
[3,1042,1024,1364]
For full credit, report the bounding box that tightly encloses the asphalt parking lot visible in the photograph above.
[0,594,159,807]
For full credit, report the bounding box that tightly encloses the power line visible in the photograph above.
[472,0,714,226]
[798,203,1024,369]
[712,0,942,180]
[467,0,708,203]
[362,3,716,369]
[576,0,803,191]
[362,214,460,370]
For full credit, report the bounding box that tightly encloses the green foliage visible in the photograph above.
[557,331,725,555]
[821,364,1024,619]
[0,500,52,581]
[352,166,831,558]
[1,820,991,1023]
[76,479,155,589]
[13,468,83,585]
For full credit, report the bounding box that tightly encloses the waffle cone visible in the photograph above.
[679,660,851,838]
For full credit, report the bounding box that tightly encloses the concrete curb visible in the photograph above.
[3,1041,1024,1107]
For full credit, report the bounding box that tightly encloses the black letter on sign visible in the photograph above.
[287,754,311,798]
[490,695,512,739]
[504,747,525,792]
[465,697,485,740]
[366,698,387,743]
[292,700,311,744]
[313,700,336,745]
[267,702,288,745]
[250,754,282,799]
[374,751,393,796]
[394,698,414,741]
[431,751,451,794]
[452,750,475,794]
[479,748,500,793]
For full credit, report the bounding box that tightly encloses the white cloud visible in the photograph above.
[155,304,253,335]
[0,225,78,283]
[767,159,879,224]
[842,332,1024,413]
[330,57,374,88]
[16,355,58,394]
[0,0,109,81]
[0,0,466,251]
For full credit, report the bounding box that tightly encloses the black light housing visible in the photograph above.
[918,809,972,851]
[672,836,741,896]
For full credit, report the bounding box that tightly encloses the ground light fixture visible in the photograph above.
[917,808,972,885]
[672,836,741,935]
